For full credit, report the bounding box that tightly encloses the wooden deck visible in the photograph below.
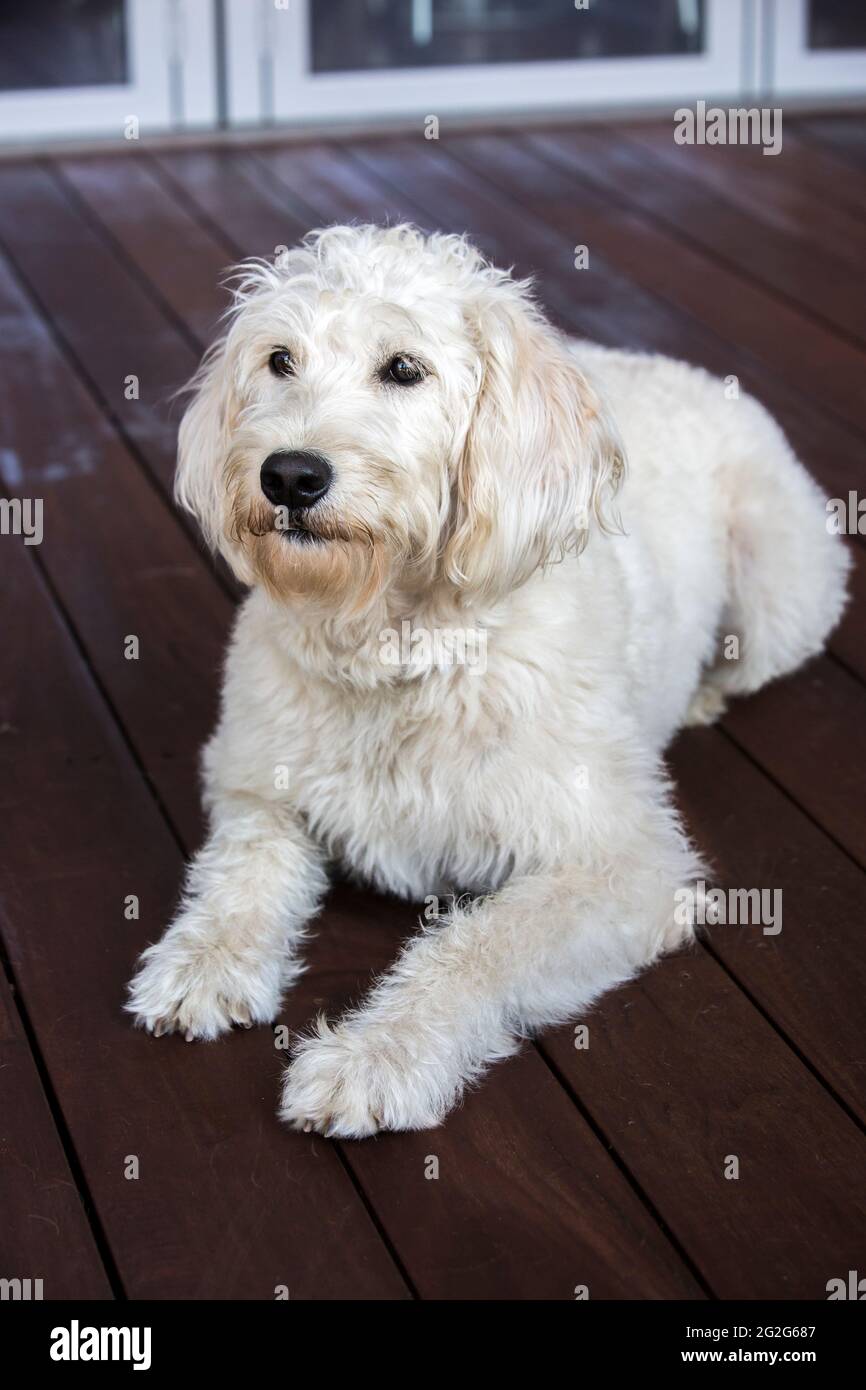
[1,115,865,1301]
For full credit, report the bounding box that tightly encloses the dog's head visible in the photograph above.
[178,224,624,611]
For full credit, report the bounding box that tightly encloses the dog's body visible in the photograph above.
[127,226,848,1136]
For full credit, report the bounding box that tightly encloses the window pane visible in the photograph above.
[311,0,706,75]
[808,0,866,50]
[0,0,127,93]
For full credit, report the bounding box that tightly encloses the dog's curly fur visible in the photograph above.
[126,224,849,1137]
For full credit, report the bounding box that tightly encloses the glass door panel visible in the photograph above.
[770,0,866,96]
[226,0,745,126]
[0,0,216,142]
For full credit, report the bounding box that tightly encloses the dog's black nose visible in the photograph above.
[260,451,333,511]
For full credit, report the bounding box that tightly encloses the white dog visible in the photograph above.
[127,224,848,1137]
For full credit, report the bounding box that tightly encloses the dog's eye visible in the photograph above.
[269,349,295,378]
[385,355,425,386]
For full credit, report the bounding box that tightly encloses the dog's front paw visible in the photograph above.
[126,914,283,1041]
[279,1017,453,1138]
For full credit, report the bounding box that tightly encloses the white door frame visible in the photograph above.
[763,0,866,96]
[226,0,749,127]
[0,0,217,143]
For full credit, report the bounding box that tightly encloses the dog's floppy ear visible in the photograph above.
[445,285,625,601]
[175,337,239,554]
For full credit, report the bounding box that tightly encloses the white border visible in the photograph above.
[769,0,866,96]
[0,0,217,142]
[227,0,747,127]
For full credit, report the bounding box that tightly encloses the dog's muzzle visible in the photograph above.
[260,451,333,512]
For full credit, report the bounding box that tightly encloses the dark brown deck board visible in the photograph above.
[720,655,866,869]
[154,146,316,262]
[542,948,866,1301]
[579,121,866,343]
[3,120,865,1298]
[622,121,866,255]
[56,155,232,347]
[0,969,112,1299]
[670,729,866,1125]
[0,160,193,497]
[797,114,866,170]
[835,544,866,684]
[0,247,221,847]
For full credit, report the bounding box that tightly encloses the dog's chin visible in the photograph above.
[236,522,390,612]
